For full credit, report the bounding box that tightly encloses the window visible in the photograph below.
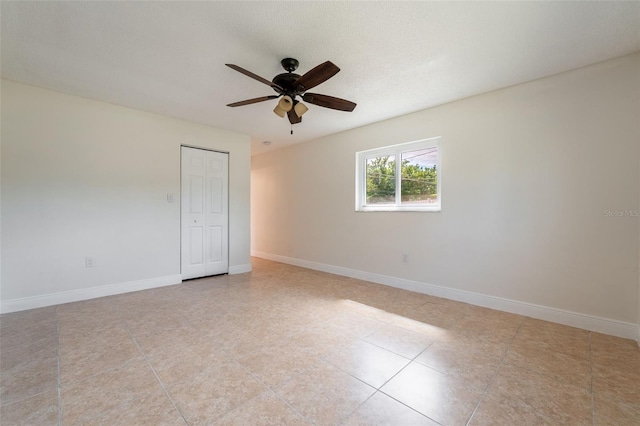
[356,138,441,211]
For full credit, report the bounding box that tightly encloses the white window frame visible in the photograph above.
[355,137,441,212]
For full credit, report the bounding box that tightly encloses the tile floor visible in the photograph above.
[1,258,639,425]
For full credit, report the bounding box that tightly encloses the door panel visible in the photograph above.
[189,227,204,265]
[189,176,204,213]
[181,147,228,279]
[209,225,223,262]
[209,177,223,214]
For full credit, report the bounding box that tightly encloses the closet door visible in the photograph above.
[181,146,228,279]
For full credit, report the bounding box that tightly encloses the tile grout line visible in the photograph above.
[589,331,595,426]
[122,319,190,426]
[0,388,57,409]
[233,360,317,425]
[464,316,526,426]
[56,307,62,426]
[345,305,475,424]
[346,331,444,425]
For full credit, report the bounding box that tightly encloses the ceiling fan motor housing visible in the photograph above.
[272,58,306,96]
[272,73,301,95]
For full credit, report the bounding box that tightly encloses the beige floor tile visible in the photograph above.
[469,364,592,425]
[58,321,131,352]
[0,321,58,349]
[132,327,203,358]
[56,300,120,331]
[452,308,523,341]
[414,333,505,384]
[363,323,440,359]
[323,340,411,388]
[56,296,118,315]
[336,299,396,322]
[59,332,141,383]
[0,357,58,405]
[380,361,485,425]
[166,360,268,425]
[390,289,438,307]
[591,333,640,373]
[125,311,194,337]
[504,338,591,390]
[590,332,639,352]
[76,389,185,425]
[237,344,325,388]
[440,329,513,358]
[342,391,439,425]
[511,318,590,359]
[285,324,360,357]
[230,332,292,356]
[593,392,640,426]
[0,389,58,425]
[275,362,376,425]
[60,357,165,423]
[383,310,449,336]
[216,391,311,425]
[57,315,124,339]
[148,345,231,387]
[0,339,58,374]
[324,311,387,339]
[0,307,57,330]
[409,301,468,329]
[593,364,640,404]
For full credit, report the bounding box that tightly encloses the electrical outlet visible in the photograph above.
[167,193,174,203]
[402,253,409,263]
[85,257,95,268]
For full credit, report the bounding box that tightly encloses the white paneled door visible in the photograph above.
[181,147,228,279]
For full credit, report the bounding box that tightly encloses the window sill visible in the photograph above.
[356,206,441,212]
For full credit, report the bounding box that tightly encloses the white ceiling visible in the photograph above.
[2,2,639,155]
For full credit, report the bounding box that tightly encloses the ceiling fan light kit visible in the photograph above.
[226,58,356,132]
[277,95,294,113]
[294,101,308,117]
[273,105,287,118]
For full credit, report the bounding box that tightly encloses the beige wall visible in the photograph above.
[1,80,251,306]
[252,53,640,326]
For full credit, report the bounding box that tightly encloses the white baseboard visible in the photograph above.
[229,263,252,274]
[252,251,639,341]
[0,274,182,314]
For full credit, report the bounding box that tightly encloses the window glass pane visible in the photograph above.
[366,155,396,204]
[401,148,438,205]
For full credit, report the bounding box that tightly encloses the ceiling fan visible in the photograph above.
[225,58,356,129]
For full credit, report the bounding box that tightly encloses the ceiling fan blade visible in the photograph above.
[287,109,302,124]
[302,93,357,112]
[227,96,279,107]
[294,61,340,92]
[225,64,283,91]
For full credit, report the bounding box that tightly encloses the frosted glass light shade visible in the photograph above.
[273,105,286,117]
[294,102,309,117]
[278,96,293,112]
